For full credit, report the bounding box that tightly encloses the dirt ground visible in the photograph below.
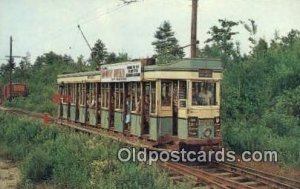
[0,155,20,189]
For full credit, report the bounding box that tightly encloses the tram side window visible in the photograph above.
[92,83,96,107]
[86,84,90,106]
[137,83,141,111]
[78,84,82,105]
[161,81,171,106]
[120,83,124,109]
[150,82,156,113]
[145,83,150,96]
[69,84,74,104]
[84,84,87,106]
[137,83,141,103]
[77,84,80,105]
[100,84,104,107]
[131,83,136,111]
[67,84,71,103]
[106,84,109,108]
[128,83,132,102]
[192,82,216,106]
[129,83,140,112]
[88,83,96,108]
[115,83,120,109]
[87,83,91,104]
[74,83,79,104]
[79,84,86,106]
[179,81,187,99]
[62,84,69,103]
[101,83,109,108]
[145,83,150,113]
[97,83,101,108]
[62,85,66,103]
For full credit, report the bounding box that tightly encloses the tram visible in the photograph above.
[57,58,222,150]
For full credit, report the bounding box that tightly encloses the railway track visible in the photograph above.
[1,107,299,189]
[217,162,300,189]
[163,162,300,189]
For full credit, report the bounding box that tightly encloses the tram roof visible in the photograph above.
[57,71,100,78]
[144,58,222,72]
[57,58,222,79]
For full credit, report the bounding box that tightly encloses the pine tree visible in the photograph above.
[152,21,185,64]
[90,39,107,68]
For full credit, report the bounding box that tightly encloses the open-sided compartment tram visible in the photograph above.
[57,58,222,150]
[57,71,101,126]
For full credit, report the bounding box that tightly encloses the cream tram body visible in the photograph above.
[57,59,222,148]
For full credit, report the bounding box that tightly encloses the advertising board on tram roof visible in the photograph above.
[100,62,142,82]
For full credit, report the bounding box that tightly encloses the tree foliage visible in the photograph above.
[221,29,300,167]
[90,39,130,66]
[2,51,89,115]
[241,19,258,48]
[152,21,185,64]
[199,19,240,67]
[106,52,129,64]
[90,39,108,68]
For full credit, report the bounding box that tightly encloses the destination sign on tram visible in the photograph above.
[100,62,142,82]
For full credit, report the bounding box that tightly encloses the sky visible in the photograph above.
[0,0,300,64]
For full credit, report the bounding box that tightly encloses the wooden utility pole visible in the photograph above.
[191,0,198,58]
[5,37,25,102]
[9,36,13,102]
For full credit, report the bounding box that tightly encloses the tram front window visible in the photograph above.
[150,82,156,113]
[161,81,171,106]
[192,82,216,106]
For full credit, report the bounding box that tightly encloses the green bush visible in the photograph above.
[0,113,190,188]
[221,32,300,168]
[50,133,91,189]
[22,147,53,182]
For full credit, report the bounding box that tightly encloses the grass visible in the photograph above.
[0,112,193,189]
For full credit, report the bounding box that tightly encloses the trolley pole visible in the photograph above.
[9,36,13,102]
[191,0,198,58]
[77,25,92,51]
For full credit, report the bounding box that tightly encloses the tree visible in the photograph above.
[0,63,10,83]
[152,21,184,64]
[15,56,32,82]
[252,38,268,57]
[205,19,240,66]
[241,19,258,49]
[106,52,129,64]
[76,55,88,72]
[90,39,108,68]
[197,44,222,58]
[33,51,72,69]
[281,29,300,47]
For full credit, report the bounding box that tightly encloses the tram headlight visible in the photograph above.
[214,116,220,125]
[204,128,212,138]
